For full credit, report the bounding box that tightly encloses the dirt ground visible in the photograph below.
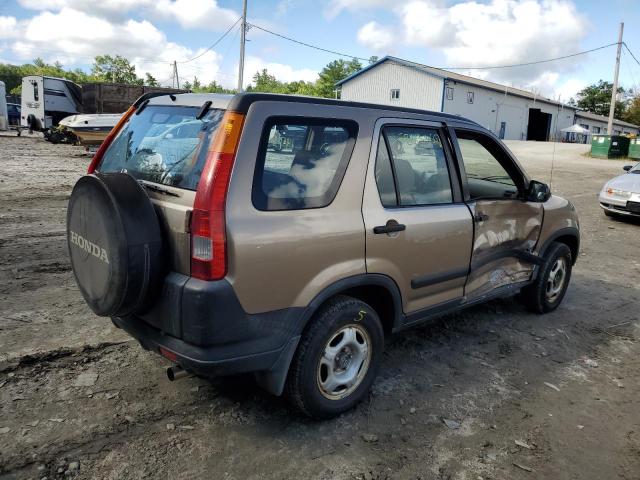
[1,134,639,480]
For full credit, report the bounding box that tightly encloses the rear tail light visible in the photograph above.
[87,105,136,173]
[190,111,245,281]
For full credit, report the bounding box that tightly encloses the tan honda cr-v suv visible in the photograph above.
[67,92,580,418]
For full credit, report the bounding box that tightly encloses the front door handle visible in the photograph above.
[373,220,406,234]
[474,213,489,223]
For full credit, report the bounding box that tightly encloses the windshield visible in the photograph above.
[98,105,225,190]
[631,163,640,173]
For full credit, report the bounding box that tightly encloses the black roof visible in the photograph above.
[227,92,481,127]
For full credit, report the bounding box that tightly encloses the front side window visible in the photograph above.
[253,118,357,211]
[375,126,453,207]
[455,130,520,200]
[98,105,224,190]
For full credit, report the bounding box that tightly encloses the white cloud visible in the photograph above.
[150,0,238,31]
[325,0,396,19]
[528,74,587,102]
[354,0,589,96]
[401,1,452,48]
[276,0,295,17]
[357,21,394,51]
[17,0,239,30]
[7,8,224,86]
[5,8,315,91]
[0,16,17,38]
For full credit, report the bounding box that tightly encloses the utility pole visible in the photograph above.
[607,22,624,135]
[237,0,248,92]
[173,61,180,89]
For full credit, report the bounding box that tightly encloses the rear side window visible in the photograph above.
[375,126,453,207]
[252,118,358,210]
[98,105,224,190]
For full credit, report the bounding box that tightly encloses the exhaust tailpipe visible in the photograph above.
[167,365,190,381]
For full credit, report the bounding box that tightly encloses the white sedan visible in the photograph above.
[599,162,640,218]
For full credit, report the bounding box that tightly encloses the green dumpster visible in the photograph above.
[590,135,630,158]
[628,138,640,160]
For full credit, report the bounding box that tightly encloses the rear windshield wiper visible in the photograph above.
[139,181,179,197]
[196,100,213,120]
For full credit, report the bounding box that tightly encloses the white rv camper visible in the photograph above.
[20,76,81,132]
[0,80,7,131]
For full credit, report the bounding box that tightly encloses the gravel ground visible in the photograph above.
[0,134,639,480]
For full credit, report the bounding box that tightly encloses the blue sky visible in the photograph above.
[1,0,640,100]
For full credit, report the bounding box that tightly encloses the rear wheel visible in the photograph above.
[285,295,384,419]
[520,242,572,313]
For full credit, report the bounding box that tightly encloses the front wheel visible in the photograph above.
[520,242,572,313]
[285,295,384,419]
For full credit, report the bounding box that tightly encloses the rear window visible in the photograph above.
[252,117,358,210]
[98,105,224,190]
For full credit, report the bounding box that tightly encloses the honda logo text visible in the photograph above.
[70,231,109,264]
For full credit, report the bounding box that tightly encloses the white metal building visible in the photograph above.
[574,110,639,136]
[337,56,579,141]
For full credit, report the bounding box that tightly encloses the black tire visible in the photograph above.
[520,242,572,314]
[66,173,164,317]
[285,295,384,419]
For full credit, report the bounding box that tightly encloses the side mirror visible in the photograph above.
[527,180,551,202]
[623,165,633,172]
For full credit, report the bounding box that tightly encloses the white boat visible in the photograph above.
[59,113,122,146]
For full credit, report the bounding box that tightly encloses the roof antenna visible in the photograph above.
[550,99,562,190]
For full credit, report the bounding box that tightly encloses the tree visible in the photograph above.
[316,58,363,98]
[145,72,159,87]
[1,58,93,94]
[91,55,143,85]
[199,80,234,93]
[624,92,640,125]
[574,80,627,119]
[368,56,379,64]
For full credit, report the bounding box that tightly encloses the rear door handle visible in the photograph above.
[474,213,489,223]
[373,220,406,234]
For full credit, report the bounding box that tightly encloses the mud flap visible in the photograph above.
[254,335,300,396]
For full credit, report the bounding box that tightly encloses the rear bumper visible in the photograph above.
[112,315,299,378]
[114,273,305,382]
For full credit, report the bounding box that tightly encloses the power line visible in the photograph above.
[623,42,640,69]
[177,17,241,64]
[249,21,619,72]
[247,22,370,62]
[438,43,619,70]
[622,49,638,91]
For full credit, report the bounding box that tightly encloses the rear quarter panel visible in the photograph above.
[225,101,379,314]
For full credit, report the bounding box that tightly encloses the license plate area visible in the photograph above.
[626,201,640,213]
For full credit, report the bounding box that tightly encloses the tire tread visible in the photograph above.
[285,295,380,418]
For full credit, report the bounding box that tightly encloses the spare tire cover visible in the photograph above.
[66,173,164,317]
